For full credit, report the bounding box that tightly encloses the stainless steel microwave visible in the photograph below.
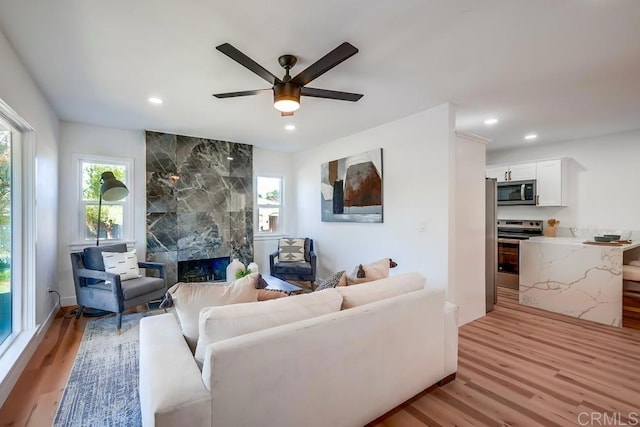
[497,180,537,205]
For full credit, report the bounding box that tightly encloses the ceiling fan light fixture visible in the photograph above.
[273,82,301,113]
[214,42,362,114]
[274,99,300,113]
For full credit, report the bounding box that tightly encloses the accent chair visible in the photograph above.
[70,243,167,333]
[269,238,317,289]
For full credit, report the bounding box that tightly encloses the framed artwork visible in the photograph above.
[321,148,383,223]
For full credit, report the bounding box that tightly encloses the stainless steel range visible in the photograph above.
[496,219,543,289]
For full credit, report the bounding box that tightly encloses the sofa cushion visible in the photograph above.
[168,273,260,352]
[278,238,306,262]
[337,272,426,309]
[194,288,343,366]
[315,270,346,291]
[102,249,140,281]
[272,261,312,275]
[121,276,165,300]
[347,258,391,285]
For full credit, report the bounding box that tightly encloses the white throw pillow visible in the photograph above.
[168,273,260,352]
[347,258,391,285]
[102,249,140,281]
[337,272,426,309]
[194,288,343,367]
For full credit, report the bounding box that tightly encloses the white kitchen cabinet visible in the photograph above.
[485,165,509,182]
[536,159,566,206]
[508,162,536,181]
[486,158,568,207]
[485,162,536,182]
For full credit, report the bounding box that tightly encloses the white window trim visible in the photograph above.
[71,153,134,247]
[0,98,36,360]
[255,174,285,238]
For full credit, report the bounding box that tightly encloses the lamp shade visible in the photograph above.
[273,82,300,113]
[100,171,129,201]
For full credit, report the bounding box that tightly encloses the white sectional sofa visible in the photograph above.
[139,272,458,427]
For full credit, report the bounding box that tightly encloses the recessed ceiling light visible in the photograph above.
[148,97,164,104]
[524,133,538,140]
[285,124,296,131]
[484,118,498,125]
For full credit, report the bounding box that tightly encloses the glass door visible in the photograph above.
[0,124,11,345]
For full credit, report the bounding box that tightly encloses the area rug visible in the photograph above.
[54,312,151,427]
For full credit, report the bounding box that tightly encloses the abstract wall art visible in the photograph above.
[321,149,383,223]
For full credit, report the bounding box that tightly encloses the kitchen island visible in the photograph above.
[519,236,640,327]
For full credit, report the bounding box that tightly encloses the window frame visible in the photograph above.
[0,100,36,359]
[255,174,284,237]
[72,154,134,246]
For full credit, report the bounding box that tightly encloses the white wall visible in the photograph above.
[57,122,145,305]
[0,27,60,404]
[451,133,488,324]
[253,147,296,273]
[293,104,455,290]
[487,129,640,235]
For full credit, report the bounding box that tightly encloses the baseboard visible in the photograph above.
[437,372,457,386]
[61,295,77,307]
[0,303,58,407]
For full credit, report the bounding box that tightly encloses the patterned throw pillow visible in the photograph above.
[315,270,346,291]
[278,238,306,262]
[101,249,140,281]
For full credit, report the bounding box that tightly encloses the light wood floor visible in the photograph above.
[2,290,640,426]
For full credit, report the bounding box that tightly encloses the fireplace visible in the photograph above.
[178,257,231,283]
[145,131,254,286]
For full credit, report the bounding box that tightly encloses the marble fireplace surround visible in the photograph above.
[145,131,253,286]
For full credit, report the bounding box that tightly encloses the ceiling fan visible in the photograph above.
[213,42,363,116]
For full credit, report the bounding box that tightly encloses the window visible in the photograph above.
[0,102,35,356]
[256,176,282,234]
[0,123,12,346]
[75,156,133,244]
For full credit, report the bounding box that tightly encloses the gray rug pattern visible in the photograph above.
[54,312,149,427]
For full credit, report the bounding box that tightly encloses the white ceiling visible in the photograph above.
[0,0,639,152]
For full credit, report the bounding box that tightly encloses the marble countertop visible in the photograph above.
[525,236,640,250]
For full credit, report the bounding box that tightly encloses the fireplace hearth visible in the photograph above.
[178,256,231,283]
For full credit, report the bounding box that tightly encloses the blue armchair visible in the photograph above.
[269,238,317,288]
[70,244,167,333]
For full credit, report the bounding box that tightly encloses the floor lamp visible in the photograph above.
[83,171,129,318]
[96,171,129,246]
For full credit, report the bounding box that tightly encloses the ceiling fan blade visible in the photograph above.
[301,87,363,102]
[281,112,294,117]
[213,89,271,98]
[291,42,358,87]
[216,43,281,86]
